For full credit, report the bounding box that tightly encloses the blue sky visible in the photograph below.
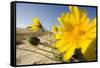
[16,3,96,31]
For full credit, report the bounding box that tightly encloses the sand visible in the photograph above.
[16,28,60,65]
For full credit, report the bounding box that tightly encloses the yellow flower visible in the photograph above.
[52,25,62,39]
[52,25,58,33]
[29,18,43,32]
[53,6,96,61]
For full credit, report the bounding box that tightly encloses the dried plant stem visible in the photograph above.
[39,42,55,49]
[17,47,58,61]
[42,27,49,32]
[49,26,58,61]
[32,44,59,56]
[71,57,79,62]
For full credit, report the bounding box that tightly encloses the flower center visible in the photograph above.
[72,25,86,40]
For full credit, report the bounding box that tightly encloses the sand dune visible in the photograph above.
[16,28,59,65]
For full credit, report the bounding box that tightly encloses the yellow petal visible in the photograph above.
[54,39,69,48]
[58,13,70,27]
[63,43,77,61]
[28,18,43,32]
[54,34,62,39]
[52,25,58,33]
[33,18,41,26]
[58,42,73,53]
[69,6,80,24]
[88,18,96,33]
[52,25,63,33]
[57,17,66,27]
[31,27,39,31]
[58,17,73,32]
[79,39,92,54]
[79,9,90,24]
[68,13,76,26]
[86,31,96,39]
[85,18,96,39]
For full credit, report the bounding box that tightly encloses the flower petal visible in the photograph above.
[88,18,96,33]
[63,43,77,61]
[79,39,92,54]
[69,6,80,24]
[58,42,73,53]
